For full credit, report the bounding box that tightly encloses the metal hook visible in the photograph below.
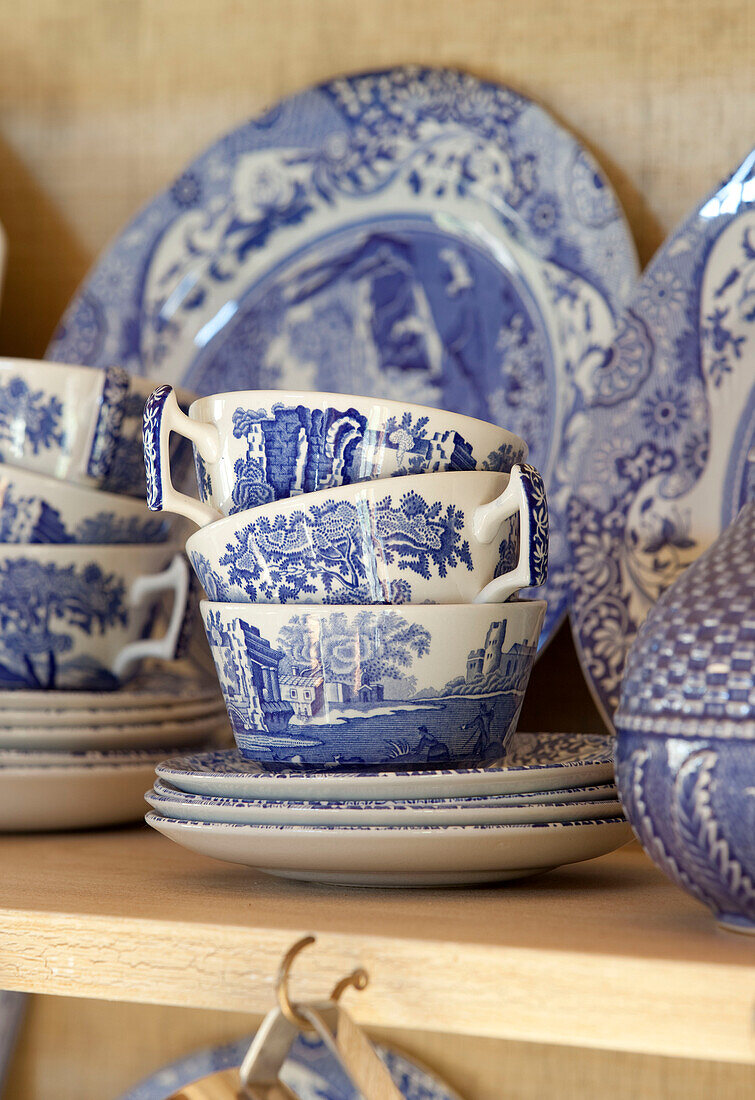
[275,935,369,1031]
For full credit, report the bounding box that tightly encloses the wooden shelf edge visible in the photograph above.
[1,908,753,1065]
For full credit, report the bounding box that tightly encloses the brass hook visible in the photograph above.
[275,935,369,1031]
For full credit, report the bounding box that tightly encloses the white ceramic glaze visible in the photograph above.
[145,386,528,526]
[187,466,548,606]
[0,462,178,544]
[0,662,219,711]
[0,758,167,832]
[200,600,546,769]
[0,711,226,751]
[0,698,224,729]
[146,781,623,826]
[146,812,633,886]
[0,544,190,690]
[0,358,194,495]
[156,732,615,800]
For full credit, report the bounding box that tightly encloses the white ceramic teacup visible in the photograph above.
[143,386,528,526]
[0,358,194,495]
[0,462,177,543]
[0,544,190,690]
[187,465,548,606]
[200,599,547,769]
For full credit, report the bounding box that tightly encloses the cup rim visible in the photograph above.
[187,387,528,449]
[186,467,514,548]
[199,597,548,615]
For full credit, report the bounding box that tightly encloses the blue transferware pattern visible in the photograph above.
[156,732,614,800]
[193,491,476,603]
[0,558,127,689]
[143,387,527,517]
[202,605,542,768]
[188,465,546,605]
[616,732,755,933]
[143,384,171,511]
[49,65,639,650]
[118,1035,463,1100]
[152,776,617,807]
[567,149,755,723]
[0,376,63,457]
[199,401,522,512]
[0,487,168,544]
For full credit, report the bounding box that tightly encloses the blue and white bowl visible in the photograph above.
[200,598,546,770]
[144,386,528,527]
[615,503,755,933]
[0,544,190,690]
[0,463,177,543]
[0,358,194,496]
[187,465,548,606]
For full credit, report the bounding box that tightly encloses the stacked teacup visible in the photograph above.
[0,358,227,833]
[144,388,629,885]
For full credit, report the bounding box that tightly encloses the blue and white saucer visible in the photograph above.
[566,148,755,724]
[156,732,615,800]
[119,1034,462,1100]
[146,811,631,886]
[47,66,638,649]
[146,778,622,826]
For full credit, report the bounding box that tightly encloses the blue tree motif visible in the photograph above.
[216,491,474,603]
[276,609,431,691]
[0,560,127,688]
[0,377,64,457]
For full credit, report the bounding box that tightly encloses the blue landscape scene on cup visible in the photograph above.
[204,608,537,768]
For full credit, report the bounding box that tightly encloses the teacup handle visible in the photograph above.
[112,554,191,677]
[472,463,548,602]
[143,385,222,527]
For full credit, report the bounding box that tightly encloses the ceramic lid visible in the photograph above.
[615,501,754,736]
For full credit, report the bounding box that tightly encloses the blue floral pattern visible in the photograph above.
[0,376,63,459]
[189,487,513,605]
[568,150,755,722]
[0,487,168,544]
[47,66,638,652]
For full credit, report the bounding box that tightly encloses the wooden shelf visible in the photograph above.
[0,828,752,1065]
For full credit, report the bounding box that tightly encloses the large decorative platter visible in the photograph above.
[119,1034,463,1100]
[47,66,638,647]
[567,148,755,724]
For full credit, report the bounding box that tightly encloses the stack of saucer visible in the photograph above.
[0,359,225,832]
[143,387,629,884]
[146,733,627,885]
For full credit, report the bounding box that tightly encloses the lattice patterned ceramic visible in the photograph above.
[615,504,755,933]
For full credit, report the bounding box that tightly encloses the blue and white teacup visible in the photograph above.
[0,544,190,690]
[200,599,546,769]
[0,358,195,496]
[187,465,548,606]
[143,386,528,527]
[0,463,178,543]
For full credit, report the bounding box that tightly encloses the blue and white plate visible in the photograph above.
[156,731,614,801]
[146,778,621,826]
[146,811,631,886]
[119,1034,462,1100]
[47,66,638,648]
[566,148,755,724]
